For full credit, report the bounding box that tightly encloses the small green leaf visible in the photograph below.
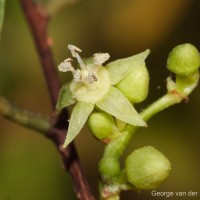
[56,82,76,112]
[0,0,6,40]
[63,101,94,147]
[106,49,150,85]
[96,86,147,127]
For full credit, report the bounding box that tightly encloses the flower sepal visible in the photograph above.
[56,82,76,112]
[105,49,150,85]
[96,86,147,127]
[57,45,149,148]
[63,101,94,148]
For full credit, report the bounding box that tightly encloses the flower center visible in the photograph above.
[70,65,111,103]
[58,44,111,103]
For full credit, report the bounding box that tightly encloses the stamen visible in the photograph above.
[68,44,82,55]
[68,44,86,69]
[86,72,98,84]
[93,53,110,65]
[58,58,74,72]
[58,45,106,85]
[73,69,82,82]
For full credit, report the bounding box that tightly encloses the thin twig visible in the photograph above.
[20,0,59,107]
[19,0,95,199]
[0,96,51,133]
[0,94,95,199]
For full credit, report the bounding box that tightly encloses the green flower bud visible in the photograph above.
[125,146,171,191]
[99,158,121,180]
[116,63,149,103]
[88,112,116,140]
[167,43,200,76]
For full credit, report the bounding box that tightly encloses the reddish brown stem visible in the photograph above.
[48,126,96,200]
[19,0,95,199]
[20,0,59,107]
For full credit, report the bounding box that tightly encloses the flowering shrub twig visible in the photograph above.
[0,0,199,199]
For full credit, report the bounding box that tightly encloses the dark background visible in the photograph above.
[0,0,200,199]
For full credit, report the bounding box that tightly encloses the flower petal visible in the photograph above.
[96,86,147,127]
[56,82,76,112]
[63,101,94,147]
[105,49,150,85]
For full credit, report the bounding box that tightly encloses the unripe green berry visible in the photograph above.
[125,146,171,191]
[99,158,121,180]
[116,63,149,103]
[88,112,116,140]
[167,43,200,76]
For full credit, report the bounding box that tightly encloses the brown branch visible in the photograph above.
[19,0,95,199]
[48,126,96,200]
[20,0,59,107]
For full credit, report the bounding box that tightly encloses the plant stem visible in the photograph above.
[0,96,51,133]
[19,0,95,199]
[134,93,182,131]
[103,93,182,160]
[100,92,183,198]
[20,0,59,107]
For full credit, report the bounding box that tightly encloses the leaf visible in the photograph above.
[0,0,6,40]
[63,101,94,147]
[96,86,147,127]
[56,82,76,112]
[105,49,150,85]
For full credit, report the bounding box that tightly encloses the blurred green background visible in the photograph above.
[0,0,200,199]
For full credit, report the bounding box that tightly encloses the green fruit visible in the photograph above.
[167,43,200,76]
[88,112,115,139]
[116,63,149,103]
[125,146,171,191]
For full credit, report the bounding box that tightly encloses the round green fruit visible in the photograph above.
[88,112,115,140]
[116,63,149,103]
[167,43,200,76]
[125,146,171,191]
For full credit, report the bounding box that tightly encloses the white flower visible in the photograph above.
[57,44,150,147]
